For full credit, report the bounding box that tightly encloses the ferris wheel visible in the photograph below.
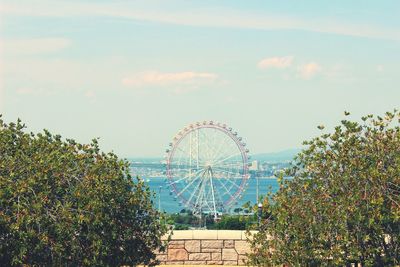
[165,121,250,219]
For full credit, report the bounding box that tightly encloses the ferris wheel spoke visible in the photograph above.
[186,177,204,206]
[217,161,243,166]
[194,172,210,210]
[212,136,234,160]
[202,128,219,163]
[193,183,204,211]
[171,160,210,169]
[217,165,241,171]
[215,177,236,201]
[204,195,214,212]
[169,168,205,185]
[176,146,188,155]
[214,162,242,167]
[206,128,217,154]
[197,130,209,159]
[175,153,187,172]
[209,169,218,217]
[219,177,241,189]
[176,144,190,159]
[169,163,201,171]
[200,130,214,162]
[176,171,204,197]
[215,135,239,160]
[214,152,242,165]
[212,167,242,177]
[211,130,225,162]
[210,134,232,163]
[213,145,241,164]
[213,152,243,166]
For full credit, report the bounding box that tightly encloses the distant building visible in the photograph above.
[249,160,259,171]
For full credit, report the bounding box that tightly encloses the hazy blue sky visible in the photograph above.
[1,1,399,157]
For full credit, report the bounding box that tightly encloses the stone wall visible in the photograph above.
[155,230,255,266]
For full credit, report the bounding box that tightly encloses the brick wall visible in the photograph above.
[155,230,256,266]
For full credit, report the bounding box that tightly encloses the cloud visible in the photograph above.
[224,96,236,104]
[85,89,96,99]
[84,89,97,103]
[257,57,324,80]
[3,38,71,55]
[2,1,400,41]
[376,65,384,72]
[298,62,321,79]
[15,87,57,96]
[122,71,218,88]
[4,56,119,88]
[16,87,36,95]
[258,56,293,69]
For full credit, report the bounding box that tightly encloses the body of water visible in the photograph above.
[145,177,283,213]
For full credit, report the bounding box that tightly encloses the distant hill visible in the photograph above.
[127,148,302,163]
[252,148,301,163]
[126,157,163,163]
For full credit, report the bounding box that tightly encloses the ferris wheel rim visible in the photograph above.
[165,121,250,209]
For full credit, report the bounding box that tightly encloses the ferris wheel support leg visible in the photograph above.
[189,131,192,178]
[208,168,218,220]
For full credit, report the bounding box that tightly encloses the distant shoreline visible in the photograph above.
[140,176,289,180]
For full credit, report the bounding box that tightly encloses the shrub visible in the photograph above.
[0,117,167,266]
[248,111,400,266]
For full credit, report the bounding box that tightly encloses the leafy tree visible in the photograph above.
[234,207,244,214]
[173,224,190,230]
[166,211,257,230]
[0,117,167,266]
[215,215,247,230]
[249,111,400,266]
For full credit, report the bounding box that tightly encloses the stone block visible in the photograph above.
[212,252,222,260]
[218,230,242,240]
[207,260,224,265]
[235,240,251,254]
[202,240,223,249]
[224,240,235,248]
[171,230,193,240]
[185,260,207,265]
[168,261,184,265]
[223,260,238,265]
[189,252,211,261]
[193,230,218,239]
[168,248,188,261]
[222,248,238,261]
[202,248,221,253]
[168,240,185,249]
[185,240,201,252]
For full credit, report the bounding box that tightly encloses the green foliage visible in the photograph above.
[167,210,257,230]
[173,224,190,230]
[0,117,167,266]
[167,211,211,229]
[248,111,400,266]
[211,215,247,230]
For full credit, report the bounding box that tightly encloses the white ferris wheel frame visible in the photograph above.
[165,121,250,218]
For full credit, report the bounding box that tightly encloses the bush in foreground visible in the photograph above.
[0,117,167,266]
[248,111,400,266]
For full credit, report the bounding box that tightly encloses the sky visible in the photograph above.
[1,0,399,157]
